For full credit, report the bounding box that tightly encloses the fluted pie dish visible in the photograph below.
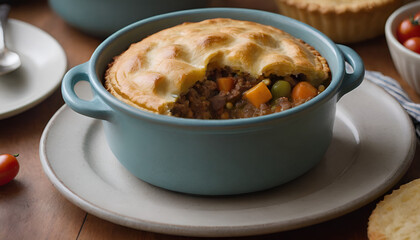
[276,0,402,43]
[62,8,364,195]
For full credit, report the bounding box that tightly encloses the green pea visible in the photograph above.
[271,80,291,100]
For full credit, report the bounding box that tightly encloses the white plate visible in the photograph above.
[39,80,416,237]
[0,19,67,120]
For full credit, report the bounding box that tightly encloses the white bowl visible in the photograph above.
[385,1,420,94]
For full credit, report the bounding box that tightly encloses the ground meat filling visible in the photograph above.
[170,67,322,119]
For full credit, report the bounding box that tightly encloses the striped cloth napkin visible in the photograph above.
[365,70,420,139]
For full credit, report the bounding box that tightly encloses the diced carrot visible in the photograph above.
[244,82,272,107]
[217,77,235,92]
[291,81,317,102]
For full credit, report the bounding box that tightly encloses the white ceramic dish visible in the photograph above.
[39,80,415,237]
[0,19,67,120]
[385,1,420,94]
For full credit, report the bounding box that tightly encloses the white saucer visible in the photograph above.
[39,80,416,237]
[0,19,67,120]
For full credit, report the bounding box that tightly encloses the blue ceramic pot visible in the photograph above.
[62,8,364,195]
[48,0,207,37]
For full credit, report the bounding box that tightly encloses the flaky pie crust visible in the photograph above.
[104,18,330,114]
[275,0,402,43]
[276,0,398,14]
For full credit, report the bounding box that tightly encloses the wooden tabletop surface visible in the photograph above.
[1,1,419,239]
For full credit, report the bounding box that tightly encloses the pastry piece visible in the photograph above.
[276,0,402,43]
[104,18,330,119]
[368,178,420,240]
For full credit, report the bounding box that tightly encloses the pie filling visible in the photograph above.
[170,67,330,119]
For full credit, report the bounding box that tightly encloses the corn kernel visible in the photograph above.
[318,85,325,93]
[262,79,271,85]
[226,102,233,109]
[221,112,230,119]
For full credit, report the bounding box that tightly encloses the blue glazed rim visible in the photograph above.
[88,8,346,127]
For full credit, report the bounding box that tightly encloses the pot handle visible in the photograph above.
[61,62,112,120]
[337,44,365,100]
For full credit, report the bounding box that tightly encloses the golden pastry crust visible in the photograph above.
[105,18,330,114]
[368,179,420,240]
[276,0,402,43]
[277,0,398,14]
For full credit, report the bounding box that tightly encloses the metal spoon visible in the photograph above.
[0,4,20,75]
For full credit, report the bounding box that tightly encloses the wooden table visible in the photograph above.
[1,1,419,239]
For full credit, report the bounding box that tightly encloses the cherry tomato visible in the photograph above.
[403,37,420,54]
[397,17,420,43]
[415,11,420,21]
[0,154,20,186]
